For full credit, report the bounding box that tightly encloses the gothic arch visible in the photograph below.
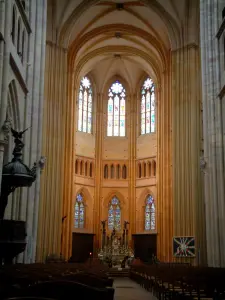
[73,46,162,87]
[103,190,126,209]
[139,188,156,203]
[59,0,181,49]
[75,187,93,207]
[7,80,20,130]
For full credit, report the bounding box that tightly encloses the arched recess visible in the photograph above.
[103,191,126,230]
[104,164,108,179]
[122,165,127,179]
[138,188,156,233]
[4,80,20,220]
[61,5,173,261]
[21,30,26,63]
[17,18,22,56]
[11,5,16,44]
[74,187,93,231]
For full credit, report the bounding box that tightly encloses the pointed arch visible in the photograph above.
[145,194,156,230]
[84,161,88,176]
[110,164,114,179]
[122,164,127,179]
[17,18,21,55]
[80,160,83,175]
[152,160,156,176]
[11,5,16,44]
[7,80,20,130]
[21,30,26,63]
[107,80,126,137]
[148,161,151,177]
[108,196,121,230]
[78,76,93,133]
[140,77,155,134]
[74,193,85,228]
[138,163,142,178]
[104,164,108,179]
[143,161,146,177]
[116,164,120,179]
[90,162,93,177]
[75,159,78,174]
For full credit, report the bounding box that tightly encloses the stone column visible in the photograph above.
[129,93,136,237]
[200,0,225,267]
[172,44,206,265]
[0,0,12,194]
[156,69,173,262]
[94,93,103,251]
[21,0,47,264]
[37,42,68,262]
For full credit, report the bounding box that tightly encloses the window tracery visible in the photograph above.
[145,195,155,230]
[74,194,85,228]
[108,196,121,230]
[107,80,126,136]
[141,77,155,134]
[78,76,93,133]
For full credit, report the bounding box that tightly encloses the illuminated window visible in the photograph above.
[141,77,155,134]
[145,195,155,230]
[74,194,85,228]
[108,196,121,230]
[107,80,126,136]
[78,76,93,133]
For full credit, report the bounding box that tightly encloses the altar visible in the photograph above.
[98,221,134,266]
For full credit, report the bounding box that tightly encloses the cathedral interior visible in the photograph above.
[0,0,225,276]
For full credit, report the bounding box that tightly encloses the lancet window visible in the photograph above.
[141,77,155,134]
[145,195,155,230]
[108,196,121,230]
[107,80,126,136]
[78,76,93,133]
[74,194,85,228]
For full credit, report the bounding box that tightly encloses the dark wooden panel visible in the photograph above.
[72,233,94,263]
[132,234,157,262]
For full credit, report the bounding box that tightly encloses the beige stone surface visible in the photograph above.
[113,278,157,300]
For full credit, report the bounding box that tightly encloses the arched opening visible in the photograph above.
[21,30,26,63]
[145,195,155,230]
[85,161,88,176]
[143,162,146,177]
[122,165,127,179]
[80,161,83,175]
[107,80,126,137]
[110,164,114,179]
[75,160,78,174]
[116,164,120,179]
[11,6,16,44]
[89,162,93,177]
[138,163,141,178]
[74,194,85,229]
[108,196,121,230]
[17,19,21,56]
[104,164,108,179]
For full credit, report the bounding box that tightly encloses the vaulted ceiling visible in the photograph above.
[47,0,199,91]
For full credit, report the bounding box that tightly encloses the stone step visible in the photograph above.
[109,268,130,277]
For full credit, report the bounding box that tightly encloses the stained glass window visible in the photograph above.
[145,195,155,230]
[78,76,93,133]
[141,77,155,134]
[107,80,126,136]
[108,196,121,230]
[75,193,85,228]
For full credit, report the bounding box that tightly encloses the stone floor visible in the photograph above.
[113,277,157,300]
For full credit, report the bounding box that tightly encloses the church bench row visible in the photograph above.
[130,264,225,299]
[0,263,114,300]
